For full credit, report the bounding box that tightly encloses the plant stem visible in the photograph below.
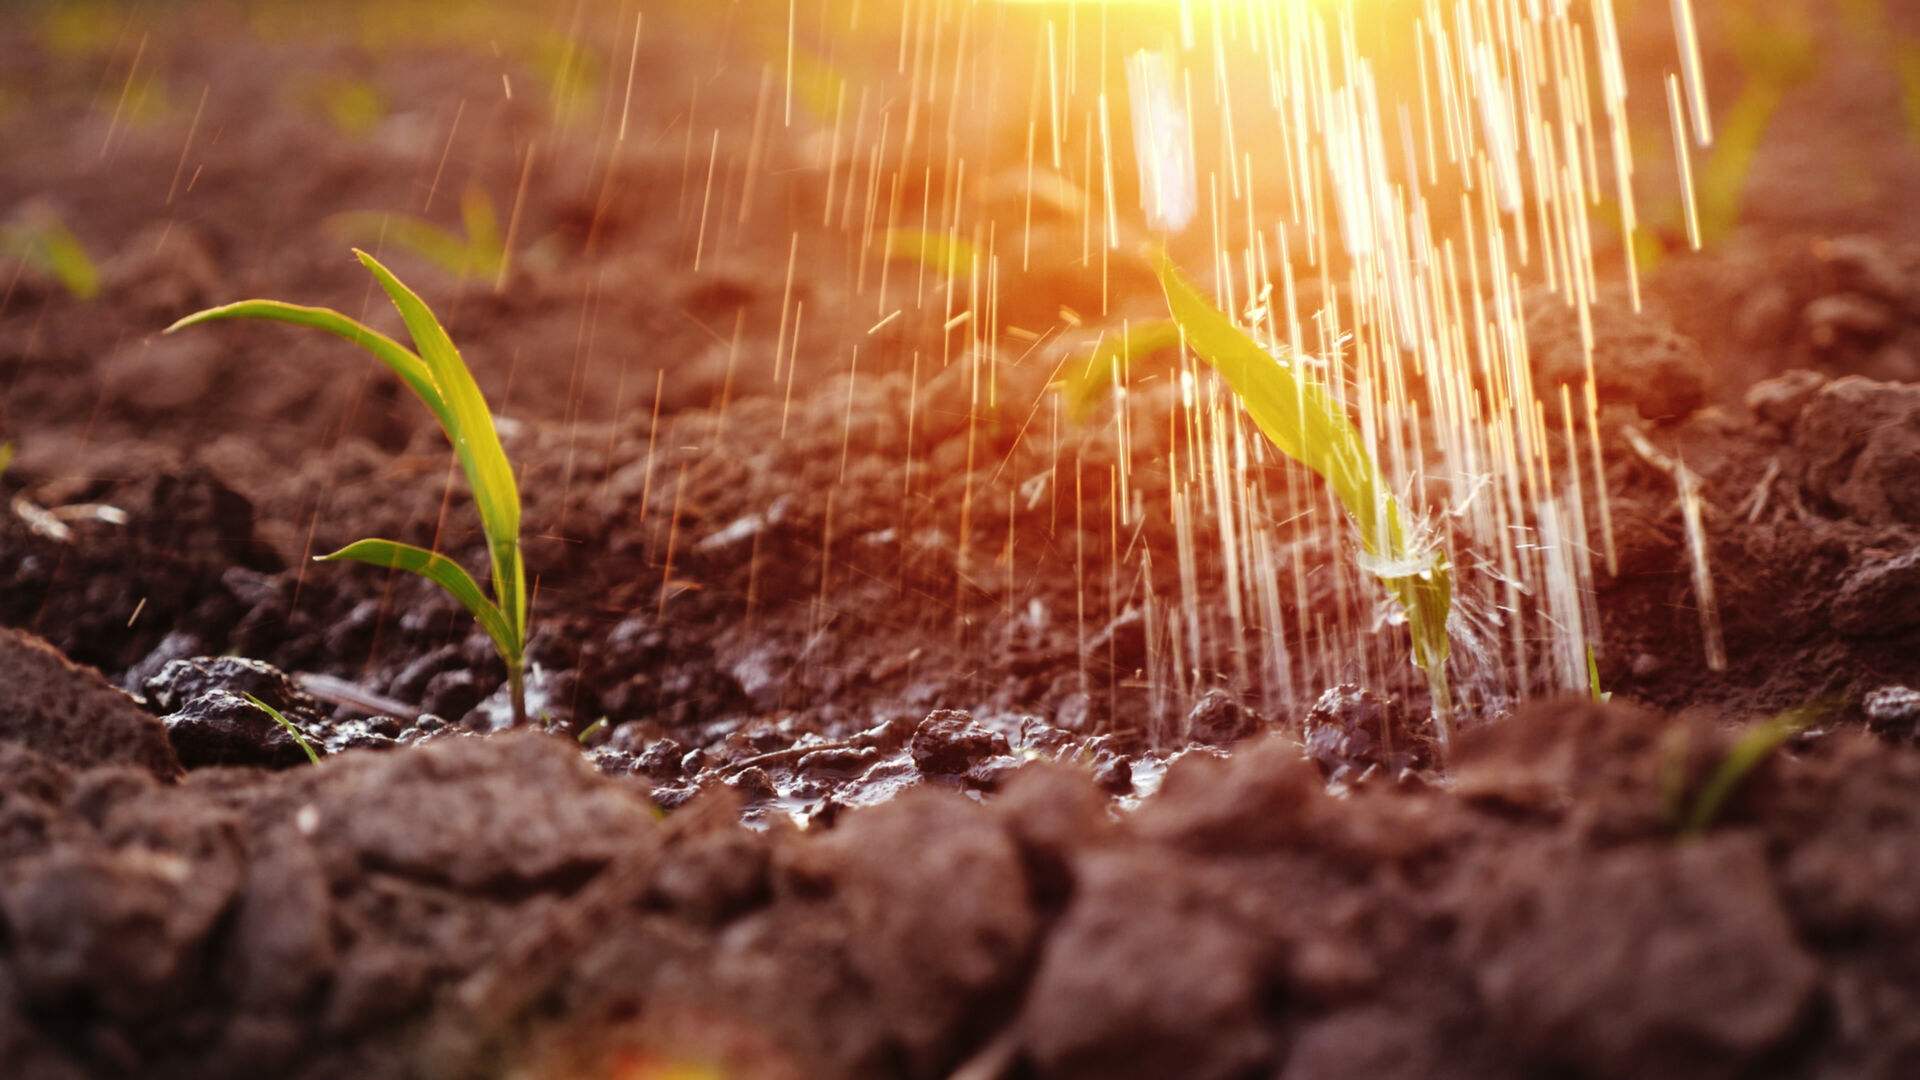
[509,662,527,727]
[1424,663,1455,765]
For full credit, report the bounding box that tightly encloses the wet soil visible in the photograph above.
[3,1,1920,1077]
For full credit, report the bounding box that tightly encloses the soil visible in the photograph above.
[2,2,1920,1078]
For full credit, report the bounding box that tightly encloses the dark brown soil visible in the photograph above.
[3,1,1920,1077]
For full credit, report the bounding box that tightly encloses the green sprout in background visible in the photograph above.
[168,250,530,725]
[327,188,507,286]
[288,72,389,138]
[1692,2,1819,247]
[1150,251,1457,758]
[2,204,100,301]
[532,29,603,129]
[1593,0,1818,268]
[1664,698,1838,835]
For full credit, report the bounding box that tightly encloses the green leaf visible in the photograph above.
[318,538,517,662]
[164,300,448,427]
[352,249,525,640]
[1059,319,1184,421]
[1151,249,1397,555]
[241,692,320,765]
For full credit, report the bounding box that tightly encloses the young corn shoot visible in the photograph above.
[166,250,528,725]
[2,205,100,301]
[327,188,506,285]
[1672,698,1838,836]
[1151,250,1457,757]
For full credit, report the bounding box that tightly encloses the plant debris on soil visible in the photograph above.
[3,1,1920,1078]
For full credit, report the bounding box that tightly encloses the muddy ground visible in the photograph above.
[3,1,1920,1078]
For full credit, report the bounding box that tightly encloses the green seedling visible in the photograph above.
[2,206,100,301]
[533,31,603,129]
[327,188,506,286]
[168,250,529,725]
[244,692,321,765]
[1587,645,1611,704]
[1687,2,1816,251]
[1592,2,1816,268]
[1150,250,1456,756]
[1670,699,1836,835]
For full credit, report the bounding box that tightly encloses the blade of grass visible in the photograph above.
[1681,699,1836,835]
[241,692,320,765]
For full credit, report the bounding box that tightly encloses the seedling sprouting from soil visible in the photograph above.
[1666,699,1837,835]
[1150,250,1457,757]
[2,204,99,301]
[328,188,506,286]
[167,250,530,725]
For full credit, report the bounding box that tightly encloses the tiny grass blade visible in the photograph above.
[164,300,449,427]
[241,692,320,765]
[319,538,515,659]
[1682,699,1836,835]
